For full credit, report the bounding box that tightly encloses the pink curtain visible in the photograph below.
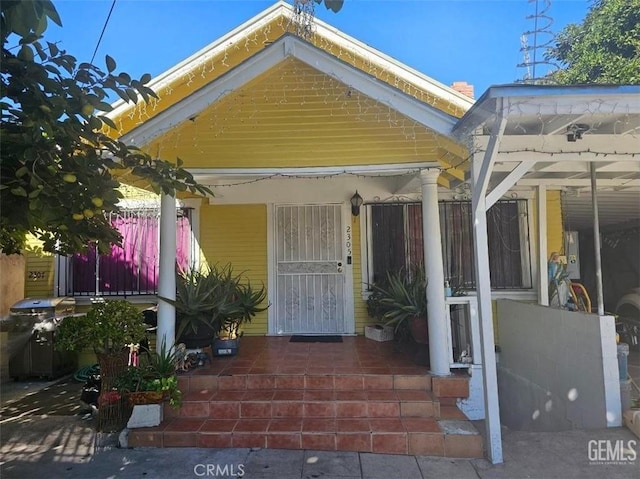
[71,209,192,295]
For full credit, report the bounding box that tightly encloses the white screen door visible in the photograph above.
[275,204,345,334]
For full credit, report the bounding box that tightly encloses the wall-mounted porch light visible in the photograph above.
[350,191,363,216]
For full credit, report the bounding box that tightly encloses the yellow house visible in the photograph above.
[25,1,561,336]
[17,2,640,463]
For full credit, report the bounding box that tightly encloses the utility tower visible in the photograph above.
[517,0,559,83]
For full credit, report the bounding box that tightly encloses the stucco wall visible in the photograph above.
[496,299,620,431]
[1,253,26,315]
[1,253,26,380]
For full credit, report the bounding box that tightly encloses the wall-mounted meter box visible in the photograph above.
[564,231,580,280]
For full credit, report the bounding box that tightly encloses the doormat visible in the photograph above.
[289,335,343,343]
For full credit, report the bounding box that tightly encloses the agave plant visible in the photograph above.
[140,338,179,377]
[161,263,269,347]
[367,268,428,341]
[163,265,237,340]
[219,280,270,340]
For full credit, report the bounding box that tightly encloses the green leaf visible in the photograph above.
[113,88,130,103]
[118,72,131,84]
[94,101,112,112]
[33,41,47,61]
[18,44,34,62]
[125,88,139,103]
[324,0,344,13]
[47,41,59,56]
[100,115,117,129]
[88,116,102,130]
[16,166,29,177]
[141,85,159,99]
[11,187,28,197]
[35,10,48,35]
[105,55,116,73]
[44,64,60,75]
[42,0,62,27]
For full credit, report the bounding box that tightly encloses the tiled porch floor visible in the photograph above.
[129,336,483,457]
[186,335,429,376]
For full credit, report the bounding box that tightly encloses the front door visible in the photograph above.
[274,204,346,334]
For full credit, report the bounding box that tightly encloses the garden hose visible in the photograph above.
[73,364,99,383]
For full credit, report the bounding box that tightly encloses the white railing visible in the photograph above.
[445,296,481,368]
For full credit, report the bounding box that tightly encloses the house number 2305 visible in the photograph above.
[345,225,352,256]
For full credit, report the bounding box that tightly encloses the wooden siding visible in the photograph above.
[546,191,564,255]
[199,204,268,335]
[146,58,456,170]
[351,215,373,334]
[23,235,54,298]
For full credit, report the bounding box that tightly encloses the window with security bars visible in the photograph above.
[365,200,532,289]
[57,208,194,296]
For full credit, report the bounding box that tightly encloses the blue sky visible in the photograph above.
[48,0,589,97]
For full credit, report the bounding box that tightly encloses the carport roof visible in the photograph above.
[452,84,640,191]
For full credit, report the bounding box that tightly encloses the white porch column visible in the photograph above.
[590,164,605,315]
[157,193,176,351]
[420,168,449,377]
[536,185,549,305]
[472,157,504,465]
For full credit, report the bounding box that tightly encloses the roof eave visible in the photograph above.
[453,83,640,139]
[109,1,474,122]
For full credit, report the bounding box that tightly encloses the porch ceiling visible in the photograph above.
[453,84,640,195]
[452,83,640,231]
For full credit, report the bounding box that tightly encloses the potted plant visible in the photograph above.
[368,268,428,342]
[214,279,269,356]
[166,263,269,352]
[367,268,429,364]
[167,265,237,348]
[56,300,148,380]
[114,339,182,429]
[55,300,148,431]
[115,340,182,409]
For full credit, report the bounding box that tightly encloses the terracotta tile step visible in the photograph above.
[181,373,434,392]
[170,389,439,419]
[128,417,483,457]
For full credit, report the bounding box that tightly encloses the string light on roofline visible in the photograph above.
[204,169,424,189]
[107,7,467,137]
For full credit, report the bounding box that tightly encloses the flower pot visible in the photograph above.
[213,337,239,356]
[177,322,217,349]
[127,403,163,428]
[409,316,430,366]
[126,391,164,406]
[409,316,429,344]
